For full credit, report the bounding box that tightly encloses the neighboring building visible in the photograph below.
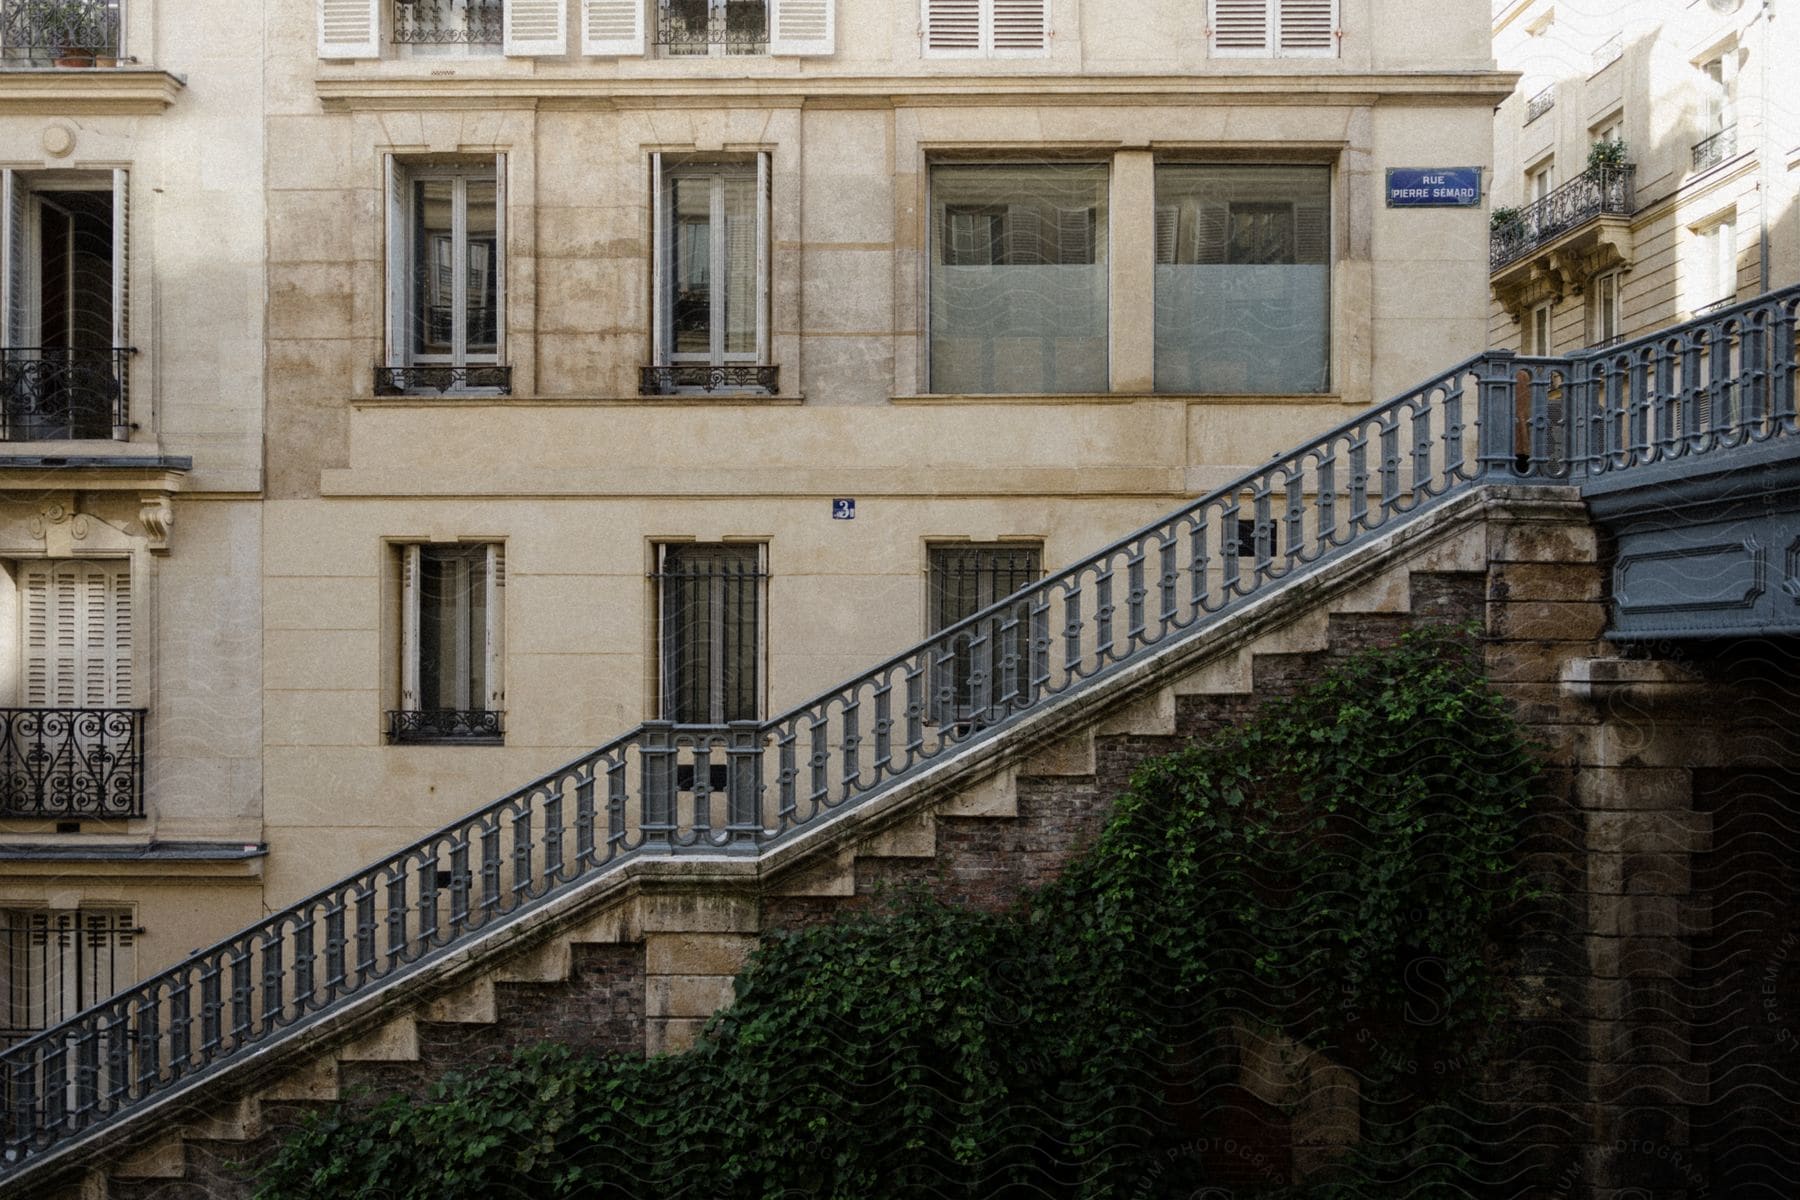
[1489,0,1800,352]
[0,1,268,1047]
[0,0,1514,1033]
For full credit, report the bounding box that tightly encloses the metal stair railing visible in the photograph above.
[4,283,1799,1176]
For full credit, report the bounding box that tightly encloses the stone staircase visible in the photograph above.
[34,485,1605,1199]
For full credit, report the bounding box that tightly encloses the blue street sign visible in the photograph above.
[832,498,856,520]
[1385,168,1483,208]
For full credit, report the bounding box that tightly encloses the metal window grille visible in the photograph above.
[0,910,135,1051]
[657,0,767,54]
[656,545,765,725]
[1525,85,1556,123]
[391,0,502,45]
[0,1,121,65]
[927,545,1042,726]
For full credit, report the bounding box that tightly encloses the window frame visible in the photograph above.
[650,153,772,382]
[924,541,1043,726]
[391,541,505,746]
[1588,269,1622,347]
[653,541,767,726]
[1525,157,1556,206]
[1527,301,1552,356]
[1690,213,1738,312]
[383,155,507,383]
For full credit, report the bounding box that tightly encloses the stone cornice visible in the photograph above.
[0,67,184,114]
[316,70,1520,112]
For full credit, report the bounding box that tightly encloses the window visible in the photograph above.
[656,544,764,725]
[1590,114,1623,150]
[1589,270,1621,347]
[1525,158,1555,205]
[927,544,1041,725]
[659,0,766,54]
[0,1,124,67]
[1702,51,1738,134]
[0,909,135,1051]
[1526,302,1552,355]
[382,157,507,394]
[392,544,504,744]
[928,162,1108,394]
[1153,164,1330,394]
[1209,0,1338,58]
[648,155,772,394]
[0,170,128,441]
[2,558,143,818]
[922,0,1048,56]
[391,0,503,53]
[1691,216,1737,311]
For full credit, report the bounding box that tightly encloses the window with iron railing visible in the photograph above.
[655,543,765,725]
[927,544,1042,726]
[658,0,766,54]
[391,0,502,50]
[0,909,136,1052]
[0,0,122,67]
[1525,85,1556,124]
[390,543,504,745]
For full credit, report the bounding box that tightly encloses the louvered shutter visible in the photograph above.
[924,0,981,53]
[484,545,504,713]
[318,0,380,59]
[400,545,421,710]
[2,170,22,347]
[990,0,1046,54]
[1295,201,1328,262]
[769,0,834,54]
[1277,0,1336,56]
[21,561,131,709]
[581,0,644,54]
[1154,206,1179,264]
[1211,0,1271,55]
[385,155,407,368]
[111,169,128,356]
[504,0,566,56]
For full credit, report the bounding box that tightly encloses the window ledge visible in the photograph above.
[0,66,184,113]
[352,393,803,408]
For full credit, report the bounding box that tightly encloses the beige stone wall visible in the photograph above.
[1488,0,1800,352]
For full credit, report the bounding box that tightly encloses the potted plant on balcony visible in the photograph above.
[1588,138,1628,172]
[22,0,110,67]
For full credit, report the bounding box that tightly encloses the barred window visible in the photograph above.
[927,544,1042,724]
[0,908,136,1050]
[656,543,766,725]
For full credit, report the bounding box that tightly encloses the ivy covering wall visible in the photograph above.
[256,628,1538,1199]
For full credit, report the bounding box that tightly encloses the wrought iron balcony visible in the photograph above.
[0,348,129,441]
[0,0,121,66]
[1692,125,1739,174]
[640,363,778,395]
[0,708,145,819]
[373,364,511,396]
[387,709,503,745]
[1525,85,1555,123]
[1490,165,1636,272]
[1591,34,1622,73]
[392,0,501,45]
[657,0,767,54]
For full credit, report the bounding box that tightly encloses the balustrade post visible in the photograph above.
[725,721,763,845]
[1476,352,1522,477]
[639,722,677,848]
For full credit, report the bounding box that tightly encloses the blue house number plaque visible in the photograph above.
[832,498,856,520]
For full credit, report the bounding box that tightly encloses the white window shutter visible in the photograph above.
[319,0,380,59]
[1211,0,1271,55]
[990,0,1046,54]
[21,563,50,707]
[493,154,508,366]
[1,171,21,348]
[111,169,128,353]
[768,0,834,55]
[504,0,567,56]
[401,545,421,710]
[924,0,981,54]
[1277,0,1336,56]
[21,562,129,709]
[582,0,645,55]
[385,155,407,368]
[484,545,504,713]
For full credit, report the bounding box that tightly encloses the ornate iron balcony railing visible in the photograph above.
[391,0,501,45]
[640,363,778,395]
[0,348,130,441]
[386,710,504,745]
[657,0,767,54]
[0,0,121,66]
[1489,164,1636,271]
[1591,34,1622,73]
[373,365,511,396]
[1525,85,1556,123]
[1692,124,1738,174]
[5,285,1800,1184]
[0,709,145,820]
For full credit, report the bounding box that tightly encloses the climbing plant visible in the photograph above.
[254,627,1538,1199]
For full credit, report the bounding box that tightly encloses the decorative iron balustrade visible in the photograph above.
[373,365,511,396]
[0,348,129,441]
[1591,33,1622,73]
[1525,85,1556,123]
[391,0,501,45]
[387,709,504,745]
[0,709,145,820]
[1489,165,1636,271]
[0,0,121,66]
[5,285,1800,1182]
[656,0,768,53]
[639,363,778,395]
[1692,125,1739,174]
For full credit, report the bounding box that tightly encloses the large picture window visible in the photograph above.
[928,163,1108,395]
[1152,164,1330,394]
